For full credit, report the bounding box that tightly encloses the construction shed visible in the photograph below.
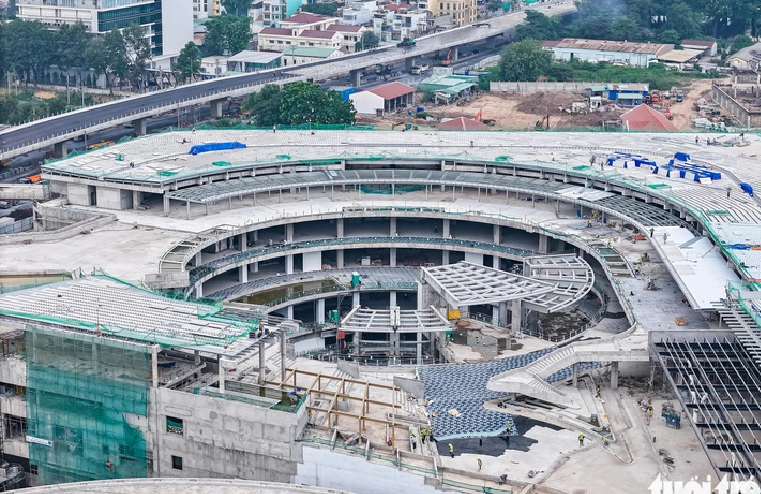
[349,83,415,116]
[620,104,678,132]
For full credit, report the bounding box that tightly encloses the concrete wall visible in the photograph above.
[151,387,307,483]
[296,446,459,494]
[66,183,92,206]
[711,83,761,127]
[0,356,26,387]
[96,187,133,210]
[490,81,592,94]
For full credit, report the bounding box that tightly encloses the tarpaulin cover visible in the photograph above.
[740,182,754,197]
[189,142,246,155]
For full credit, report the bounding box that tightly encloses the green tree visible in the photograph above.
[514,11,560,40]
[123,24,152,90]
[174,41,202,84]
[320,90,356,124]
[55,22,90,85]
[203,15,253,56]
[86,29,129,92]
[243,84,283,127]
[280,82,328,124]
[358,31,380,51]
[610,16,643,41]
[6,19,53,87]
[731,33,754,54]
[659,29,681,44]
[300,2,338,15]
[663,2,702,40]
[221,0,251,15]
[497,40,553,82]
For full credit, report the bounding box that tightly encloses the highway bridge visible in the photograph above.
[0,1,574,162]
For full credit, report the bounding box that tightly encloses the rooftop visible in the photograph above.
[366,82,415,99]
[299,29,340,39]
[258,27,292,36]
[282,46,339,58]
[620,104,678,132]
[326,24,363,32]
[281,12,332,24]
[227,50,282,64]
[657,48,704,63]
[546,38,674,55]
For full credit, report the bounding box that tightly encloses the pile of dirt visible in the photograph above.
[513,92,581,115]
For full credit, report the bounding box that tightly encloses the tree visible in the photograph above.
[174,41,202,84]
[244,84,282,127]
[497,40,553,82]
[221,0,250,16]
[610,16,643,41]
[663,2,702,40]
[203,15,253,56]
[486,0,503,11]
[55,22,90,86]
[514,11,560,40]
[86,29,128,92]
[731,34,754,54]
[6,19,53,87]
[300,2,338,15]
[123,23,152,90]
[358,31,380,51]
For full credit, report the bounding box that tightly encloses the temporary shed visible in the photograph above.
[620,104,678,132]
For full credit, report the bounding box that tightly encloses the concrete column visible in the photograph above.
[511,299,522,331]
[219,360,226,393]
[492,305,499,325]
[442,219,450,238]
[279,329,287,387]
[285,254,294,275]
[194,350,201,365]
[442,250,449,265]
[133,118,147,135]
[316,298,326,324]
[195,282,203,298]
[54,141,68,158]
[194,251,202,267]
[417,332,423,365]
[249,261,258,273]
[572,362,578,387]
[498,302,508,327]
[210,98,225,118]
[185,200,191,220]
[352,291,360,308]
[285,305,294,319]
[493,256,500,270]
[405,57,417,72]
[239,265,247,283]
[258,340,266,384]
[452,46,459,61]
[611,361,619,389]
[132,190,141,209]
[286,223,294,242]
[239,233,247,251]
[539,234,549,254]
[337,250,345,268]
[493,224,500,244]
[349,69,362,87]
[163,195,170,215]
[151,345,158,387]
[354,332,361,355]
[336,218,344,238]
[390,217,397,236]
[390,248,397,267]
[389,291,397,307]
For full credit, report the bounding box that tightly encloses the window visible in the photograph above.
[171,455,183,470]
[30,465,38,476]
[166,416,184,435]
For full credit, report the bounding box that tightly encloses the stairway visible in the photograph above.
[712,302,761,366]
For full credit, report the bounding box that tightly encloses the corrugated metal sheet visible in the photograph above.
[551,38,673,55]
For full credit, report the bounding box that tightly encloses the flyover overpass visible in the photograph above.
[0,1,575,162]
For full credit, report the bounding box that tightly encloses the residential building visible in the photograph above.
[227,50,281,71]
[542,39,674,68]
[280,12,337,30]
[326,24,366,53]
[680,39,718,57]
[372,6,427,42]
[340,0,377,25]
[16,0,193,56]
[281,46,345,66]
[193,0,220,19]
[434,0,476,27]
[349,82,414,115]
[199,56,229,77]
[258,27,342,52]
[259,0,313,26]
[728,43,761,72]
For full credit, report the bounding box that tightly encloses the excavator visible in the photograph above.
[440,49,452,67]
[535,114,550,131]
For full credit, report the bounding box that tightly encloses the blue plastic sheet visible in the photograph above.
[189,142,246,155]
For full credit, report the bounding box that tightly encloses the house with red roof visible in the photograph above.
[620,104,678,132]
[349,83,415,116]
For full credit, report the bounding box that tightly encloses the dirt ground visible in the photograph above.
[365,79,717,131]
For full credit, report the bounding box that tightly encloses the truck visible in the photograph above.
[411,64,428,75]
[19,174,41,184]
[676,91,684,102]
[397,37,416,48]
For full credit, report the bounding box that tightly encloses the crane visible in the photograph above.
[440,49,452,67]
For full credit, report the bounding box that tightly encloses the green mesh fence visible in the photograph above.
[360,184,425,194]
[26,325,150,485]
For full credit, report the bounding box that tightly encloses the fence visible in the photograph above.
[490,81,594,94]
[0,217,33,235]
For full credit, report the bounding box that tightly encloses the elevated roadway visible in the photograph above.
[0,1,575,162]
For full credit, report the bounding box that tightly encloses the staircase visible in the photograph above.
[712,302,761,366]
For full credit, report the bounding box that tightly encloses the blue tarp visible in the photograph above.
[740,182,754,197]
[189,142,246,155]
[674,152,690,162]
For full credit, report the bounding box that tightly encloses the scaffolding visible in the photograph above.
[25,325,151,485]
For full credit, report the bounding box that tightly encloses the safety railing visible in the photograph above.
[265,281,418,308]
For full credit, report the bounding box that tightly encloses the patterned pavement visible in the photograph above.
[418,351,599,439]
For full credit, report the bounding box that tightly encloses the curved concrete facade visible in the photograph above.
[17,479,358,494]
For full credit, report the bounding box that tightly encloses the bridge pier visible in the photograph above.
[54,141,67,158]
[133,118,147,135]
[210,98,225,119]
[349,69,363,88]
[405,57,417,72]
[452,47,459,62]
[611,361,619,389]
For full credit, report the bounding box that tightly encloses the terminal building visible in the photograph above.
[0,129,760,492]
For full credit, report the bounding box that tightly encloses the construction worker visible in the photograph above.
[603,437,609,448]
[477,457,482,471]
[578,433,585,447]
[420,427,427,444]
[429,426,436,443]
[449,443,454,458]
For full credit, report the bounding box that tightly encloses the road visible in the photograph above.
[0,0,575,161]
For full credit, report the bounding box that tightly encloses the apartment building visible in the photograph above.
[258,13,363,53]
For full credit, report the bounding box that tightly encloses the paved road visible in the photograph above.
[0,0,574,158]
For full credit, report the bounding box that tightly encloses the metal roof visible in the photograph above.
[227,51,282,64]
[657,48,704,63]
[366,82,415,100]
[549,38,674,56]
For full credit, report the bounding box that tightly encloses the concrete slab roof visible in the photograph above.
[340,306,451,333]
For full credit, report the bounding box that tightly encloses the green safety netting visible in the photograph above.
[360,185,425,194]
[26,325,150,485]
